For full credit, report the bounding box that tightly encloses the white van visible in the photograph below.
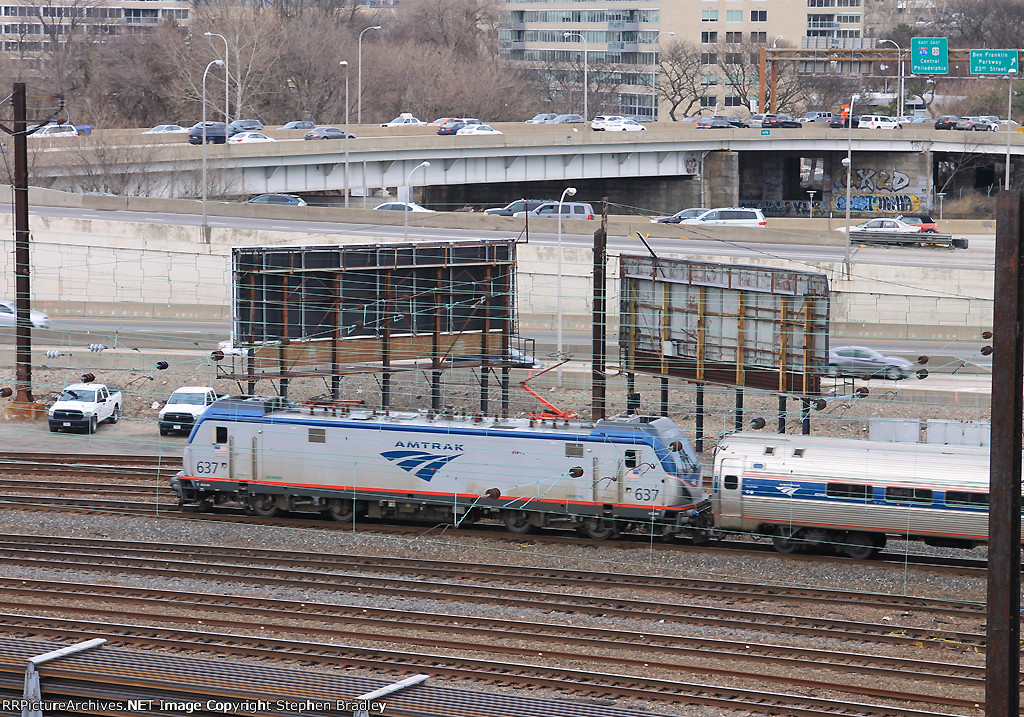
[678,207,767,228]
[31,124,78,138]
[513,201,596,219]
[858,115,902,130]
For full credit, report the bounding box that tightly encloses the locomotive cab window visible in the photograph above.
[945,491,988,508]
[625,450,640,468]
[884,486,933,504]
[827,483,872,500]
[215,426,228,443]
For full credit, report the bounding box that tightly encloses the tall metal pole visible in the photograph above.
[1007,69,1016,190]
[556,186,576,388]
[204,32,229,130]
[987,189,1023,717]
[200,60,223,243]
[880,40,901,117]
[341,61,350,208]
[12,84,32,403]
[591,199,608,420]
[403,161,429,242]
[843,95,854,276]
[357,25,382,126]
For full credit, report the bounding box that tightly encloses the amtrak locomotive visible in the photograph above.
[172,396,706,539]
[713,432,1015,558]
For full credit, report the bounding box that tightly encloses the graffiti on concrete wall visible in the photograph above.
[831,194,922,213]
[838,168,912,194]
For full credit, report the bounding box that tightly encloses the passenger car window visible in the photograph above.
[724,474,738,490]
[945,491,988,508]
[826,483,872,500]
[885,486,933,504]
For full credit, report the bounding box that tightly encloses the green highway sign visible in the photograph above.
[911,37,948,74]
[760,129,770,135]
[970,49,1019,75]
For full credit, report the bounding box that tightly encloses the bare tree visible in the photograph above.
[398,0,499,58]
[715,42,806,115]
[655,39,706,120]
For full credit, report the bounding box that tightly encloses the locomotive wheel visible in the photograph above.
[249,494,282,518]
[772,528,804,554]
[843,532,881,560]
[502,510,535,534]
[325,498,354,522]
[578,518,621,540]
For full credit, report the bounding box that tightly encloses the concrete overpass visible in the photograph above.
[19,123,1024,214]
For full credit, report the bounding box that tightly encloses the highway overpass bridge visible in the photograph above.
[19,122,1023,215]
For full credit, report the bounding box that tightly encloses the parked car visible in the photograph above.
[549,114,584,123]
[188,122,226,144]
[142,124,187,134]
[933,115,960,130]
[513,201,596,219]
[373,201,435,212]
[31,124,78,138]
[748,114,769,127]
[381,113,426,127]
[48,383,122,434]
[603,119,646,132]
[858,115,901,129]
[228,131,275,143]
[304,127,354,140]
[827,345,913,380]
[246,193,307,206]
[829,115,861,128]
[800,111,833,123]
[158,386,226,436]
[895,214,938,233]
[279,121,316,130]
[651,208,706,224]
[837,217,922,233]
[525,113,558,124]
[591,115,625,130]
[761,114,801,129]
[456,124,503,135]
[484,199,556,216]
[228,119,264,135]
[0,299,49,328]
[677,207,767,228]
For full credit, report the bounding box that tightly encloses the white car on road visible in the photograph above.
[229,132,276,143]
[0,299,49,328]
[838,218,923,234]
[373,201,435,213]
[456,124,502,135]
[381,113,426,127]
[142,124,187,134]
[603,119,646,132]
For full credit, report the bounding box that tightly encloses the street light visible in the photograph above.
[651,32,675,120]
[807,190,816,219]
[403,161,430,242]
[1007,68,1017,190]
[204,32,229,130]
[936,192,945,220]
[772,35,784,48]
[563,32,588,123]
[842,94,855,276]
[358,25,382,126]
[201,59,224,243]
[556,186,577,388]
[879,39,903,118]
[340,61,350,208]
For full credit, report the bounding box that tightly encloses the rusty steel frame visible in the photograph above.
[619,256,828,395]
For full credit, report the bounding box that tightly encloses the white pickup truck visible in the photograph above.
[158,386,225,436]
[48,383,122,434]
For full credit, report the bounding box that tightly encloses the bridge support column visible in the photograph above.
[703,151,739,208]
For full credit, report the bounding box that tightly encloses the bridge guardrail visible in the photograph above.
[846,230,963,248]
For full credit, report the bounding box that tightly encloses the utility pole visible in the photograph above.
[0,84,64,404]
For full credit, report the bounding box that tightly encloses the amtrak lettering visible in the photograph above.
[394,440,465,451]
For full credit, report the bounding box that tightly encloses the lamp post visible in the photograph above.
[201,59,224,242]
[879,39,903,118]
[340,61,350,208]
[563,32,588,123]
[556,186,577,388]
[358,25,382,126]
[807,190,816,219]
[403,161,430,242]
[1007,68,1017,190]
[204,32,229,130]
[651,32,675,121]
[842,94,855,276]
[936,192,945,220]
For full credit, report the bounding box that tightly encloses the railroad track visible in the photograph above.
[0,613,981,717]
[0,490,994,575]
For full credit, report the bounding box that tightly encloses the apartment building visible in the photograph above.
[1,0,189,56]
[499,0,869,119]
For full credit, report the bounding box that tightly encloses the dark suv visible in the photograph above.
[188,122,226,144]
[228,119,264,135]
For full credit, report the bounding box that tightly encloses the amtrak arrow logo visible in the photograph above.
[381,450,462,482]
[777,486,799,497]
